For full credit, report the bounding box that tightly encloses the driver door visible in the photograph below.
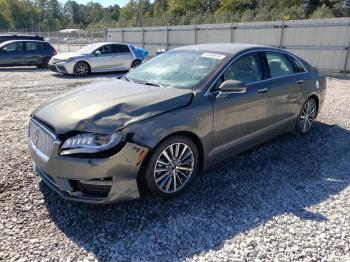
[209,52,271,157]
[90,44,117,71]
[0,42,26,66]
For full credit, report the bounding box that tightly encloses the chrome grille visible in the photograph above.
[28,119,56,158]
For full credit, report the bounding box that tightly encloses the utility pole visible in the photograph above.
[139,0,143,27]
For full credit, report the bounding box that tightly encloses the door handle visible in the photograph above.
[257,88,268,93]
[296,79,304,84]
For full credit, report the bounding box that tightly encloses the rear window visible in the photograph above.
[113,44,130,53]
[26,42,42,51]
[266,51,294,78]
[285,54,306,73]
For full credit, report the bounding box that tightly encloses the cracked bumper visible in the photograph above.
[29,140,149,204]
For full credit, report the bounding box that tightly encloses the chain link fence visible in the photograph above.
[0,28,107,53]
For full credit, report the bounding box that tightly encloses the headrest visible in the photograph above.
[235,57,254,71]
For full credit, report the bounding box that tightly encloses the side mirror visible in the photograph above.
[217,80,246,97]
[94,50,101,56]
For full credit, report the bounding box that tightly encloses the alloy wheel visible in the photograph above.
[153,143,194,194]
[298,99,316,134]
[131,60,141,68]
[75,62,89,77]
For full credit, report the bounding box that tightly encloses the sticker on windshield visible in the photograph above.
[201,53,225,60]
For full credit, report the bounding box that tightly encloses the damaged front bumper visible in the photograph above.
[29,137,149,204]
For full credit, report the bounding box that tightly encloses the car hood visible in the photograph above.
[32,79,194,134]
[52,52,87,60]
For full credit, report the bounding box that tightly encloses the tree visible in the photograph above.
[310,3,335,18]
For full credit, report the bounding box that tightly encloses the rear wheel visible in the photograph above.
[131,59,142,69]
[73,61,90,77]
[37,57,50,68]
[296,97,317,135]
[144,136,199,198]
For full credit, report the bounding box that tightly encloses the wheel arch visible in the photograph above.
[307,93,320,116]
[136,130,205,195]
[131,58,142,68]
[74,60,92,72]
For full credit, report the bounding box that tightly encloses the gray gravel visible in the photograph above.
[0,68,350,262]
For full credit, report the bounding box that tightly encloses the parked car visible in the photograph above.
[0,34,44,44]
[0,40,56,68]
[28,43,326,204]
[48,42,148,77]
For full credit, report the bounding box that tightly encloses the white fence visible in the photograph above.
[108,17,350,74]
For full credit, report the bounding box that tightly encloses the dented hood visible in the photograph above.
[32,79,193,134]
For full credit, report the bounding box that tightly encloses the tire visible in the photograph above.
[296,97,317,135]
[38,57,50,68]
[144,135,199,198]
[131,59,142,69]
[73,61,90,77]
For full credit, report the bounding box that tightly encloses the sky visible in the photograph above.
[59,0,129,7]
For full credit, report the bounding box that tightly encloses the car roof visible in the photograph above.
[90,42,130,45]
[0,39,49,48]
[0,34,42,37]
[171,43,273,55]
[1,39,47,44]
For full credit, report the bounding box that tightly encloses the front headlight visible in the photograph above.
[60,133,124,156]
[59,58,74,63]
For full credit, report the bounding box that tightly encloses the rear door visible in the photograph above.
[262,51,306,126]
[110,44,134,70]
[24,41,43,65]
[0,42,26,66]
[209,52,271,157]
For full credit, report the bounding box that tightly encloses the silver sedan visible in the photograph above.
[48,42,148,77]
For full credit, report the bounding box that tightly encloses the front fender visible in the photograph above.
[122,95,213,168]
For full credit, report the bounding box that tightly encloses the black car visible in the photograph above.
[0,34,44,44]
[0,40,56,68]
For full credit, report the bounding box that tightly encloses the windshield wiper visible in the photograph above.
[144,81,165,88]
[121,76,133,82]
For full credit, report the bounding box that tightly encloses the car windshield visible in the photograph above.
[77,43,102,53]
[126,52,225,89]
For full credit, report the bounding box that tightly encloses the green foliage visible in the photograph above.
[311,4,335,18]
[0,0,347,30]
[0,0,121,30]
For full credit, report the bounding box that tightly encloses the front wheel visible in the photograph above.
[296,97,317,135]
[144,136,199,198]
[73,61,90,77]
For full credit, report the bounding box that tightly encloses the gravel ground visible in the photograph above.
[0,68,350,262]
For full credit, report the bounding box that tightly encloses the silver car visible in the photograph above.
[48,42,148,77]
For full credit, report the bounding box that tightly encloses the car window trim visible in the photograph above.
[285,53,306,73]
[128,44,137,59]
[205,48,308,96]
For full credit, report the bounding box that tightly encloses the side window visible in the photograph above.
[2,42,25,52]
[99,45,113,54]
[266,51,294,78]
[112,44,130,53]
[213,53,262,91]
[26,42,40,51]
[286,54,305,73]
